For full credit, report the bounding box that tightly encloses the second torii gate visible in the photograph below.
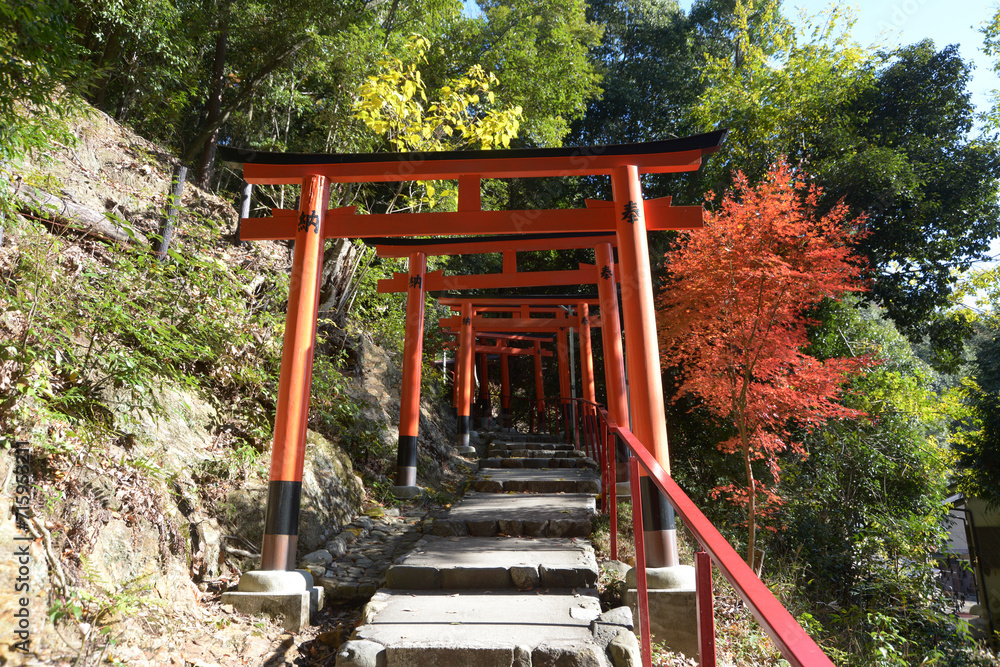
[373,234,617,486]
[222,129,725,576]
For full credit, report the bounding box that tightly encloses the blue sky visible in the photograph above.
[464,1,999,116]
[675,0,999,118]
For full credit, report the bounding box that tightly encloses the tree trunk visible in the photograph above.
[182,37,311,165]
[197,14,230,189]
[157,165,188,260]
[16,184,149,246]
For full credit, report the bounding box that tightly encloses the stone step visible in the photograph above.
[489,447,583,459]
[385,536,598,590]
[479,456,599,470]
[429,492,596,538]
[490,441,576,452]
[474,468,600,494]
[489,432,565,444]
[341,589,626,666]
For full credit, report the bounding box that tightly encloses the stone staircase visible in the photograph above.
[336,432,641,667]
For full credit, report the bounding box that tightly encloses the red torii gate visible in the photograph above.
[440,300,601,437]
[441,333,554,431]
[221,130,725,575]
[371,233,616,486]
[441,329,556,430]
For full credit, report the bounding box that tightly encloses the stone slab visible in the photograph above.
[480,457,596,470]
[430,493,595,538]
[354,589,607,665]
[474,469,600,494]
[492,433,564,444]
[386,536,598,589]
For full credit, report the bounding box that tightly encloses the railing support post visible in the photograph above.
[630,458,652,667]
[609,426,618,561]
[697,551,718,667]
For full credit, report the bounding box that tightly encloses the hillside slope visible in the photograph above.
[0,104,463,665]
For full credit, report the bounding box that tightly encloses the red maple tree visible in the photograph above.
[657,160,870,567]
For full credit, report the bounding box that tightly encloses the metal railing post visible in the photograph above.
[697,550,718,667]
[630,457,652,667]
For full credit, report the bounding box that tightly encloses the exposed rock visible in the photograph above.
[336,640,387,667]
[225,429,364,554]
[608,629,641,667]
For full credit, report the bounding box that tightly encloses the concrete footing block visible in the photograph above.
[222,569,323,632]
[624,587,698,661]
[390,485,423,500]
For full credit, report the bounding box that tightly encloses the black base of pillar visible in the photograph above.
[640,476,679,568]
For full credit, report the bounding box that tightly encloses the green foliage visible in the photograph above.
[71,0,197,142]
[0,202,358,468]
[352,33,523,211]
[0,0,90,221]
[691,0,871,188]
[775,296,980,665]
[455,0,603,147]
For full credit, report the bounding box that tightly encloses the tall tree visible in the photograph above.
[1,0,90,220]
[781,296,964,663]
[951,267,1000,508]
[689,0,871,190]
[657,160,868,565]
[570,0,699,146]
[809,41,1000,344]
[449,0,603,147]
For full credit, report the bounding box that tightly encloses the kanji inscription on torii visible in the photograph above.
[622,200,640,224]
[297,210,319,233]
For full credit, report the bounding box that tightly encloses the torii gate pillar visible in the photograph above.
[499,341,512,430]
[456,303,476,453]
[578,303,597,449]
[612,165,679,569]
[556,312,573,443]
[596,242,630,483]
[533,340,547,433]
[261,174,328,571]
[392,252,426,497]
[477,352,490,428]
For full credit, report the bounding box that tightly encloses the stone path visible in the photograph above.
[299,509,428,602]
[335,432,641,667]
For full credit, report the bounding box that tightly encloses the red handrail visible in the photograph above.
[598,407,835,667]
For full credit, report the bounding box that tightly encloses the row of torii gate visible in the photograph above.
[435,294,598,437]
[222,130,726,579]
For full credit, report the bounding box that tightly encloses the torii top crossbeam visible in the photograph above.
[223,131,725,184]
